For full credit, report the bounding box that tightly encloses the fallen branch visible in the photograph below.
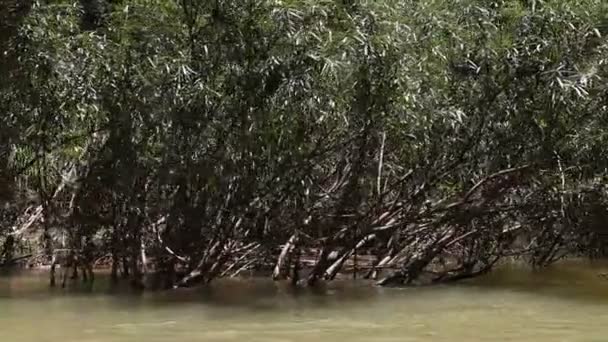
[0,254,32,268]
[272,233,298,280]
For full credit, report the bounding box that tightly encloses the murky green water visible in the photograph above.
[2,260,608,341]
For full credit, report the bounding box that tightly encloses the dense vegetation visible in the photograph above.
[2,0,608,289]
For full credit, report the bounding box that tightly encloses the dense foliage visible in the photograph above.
[2,0,608,288]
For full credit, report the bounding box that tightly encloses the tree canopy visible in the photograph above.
[2,0,608,288]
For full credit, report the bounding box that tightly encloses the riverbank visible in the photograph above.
[6,254,608,293]
[4,0,608,296]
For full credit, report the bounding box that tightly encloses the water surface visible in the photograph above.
[2,260,608,341]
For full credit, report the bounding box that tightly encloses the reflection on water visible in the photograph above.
[2,260,608,341]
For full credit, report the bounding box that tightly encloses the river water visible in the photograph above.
[2,260,608,341]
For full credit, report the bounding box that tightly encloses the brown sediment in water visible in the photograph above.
[3,261,608,341]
